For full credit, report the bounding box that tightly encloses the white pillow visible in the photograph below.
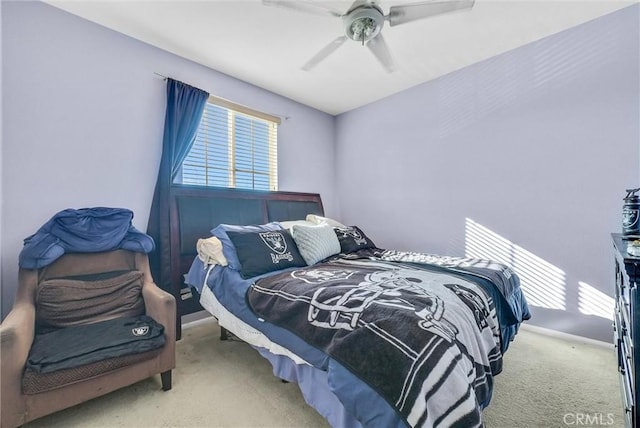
[305,214,346,228]
[279,220,315,230]
[196,236,228,266]
[291,224,341,266]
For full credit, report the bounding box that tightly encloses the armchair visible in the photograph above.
[0,250,176,428]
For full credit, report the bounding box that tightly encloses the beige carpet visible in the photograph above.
[24,317,623,428]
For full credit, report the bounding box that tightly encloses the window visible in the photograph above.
[177,96,279,191]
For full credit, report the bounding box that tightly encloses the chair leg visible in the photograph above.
[220,326,229,341]
[161,370,172,391]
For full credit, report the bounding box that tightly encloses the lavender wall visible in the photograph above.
[335,5,639,342]
[1,1,336,317]
[2,1,638,343]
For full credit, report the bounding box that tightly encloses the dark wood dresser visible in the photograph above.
[613,233,640,428]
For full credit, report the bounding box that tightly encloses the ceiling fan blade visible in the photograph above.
[367,34,396,73]
[302,36,348,71]
[387,0,475,27]
[262,0,343,18]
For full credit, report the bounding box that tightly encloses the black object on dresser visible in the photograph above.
[613,233,640,428]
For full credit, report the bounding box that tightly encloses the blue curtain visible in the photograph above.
[147,78,208,296]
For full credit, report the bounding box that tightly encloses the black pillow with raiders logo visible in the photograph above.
[334,226,377,254]
[227,230,307,279]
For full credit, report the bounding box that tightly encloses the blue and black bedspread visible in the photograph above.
[247,249,530,428]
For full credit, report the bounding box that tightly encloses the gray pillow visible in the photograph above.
[291,223,341,265]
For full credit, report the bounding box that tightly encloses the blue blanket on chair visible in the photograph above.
[19,207,154,269]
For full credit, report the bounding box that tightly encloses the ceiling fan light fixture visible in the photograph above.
[344,6,384,42]
[262,0,475,73]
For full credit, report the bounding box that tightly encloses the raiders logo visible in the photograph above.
[337,227,367,245]
[259,232,287,254]
[131,326,149,336]
[623,208,639,228]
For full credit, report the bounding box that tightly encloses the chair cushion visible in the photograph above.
[22,349,161,394]
[35,270,145,330]
[27,315,166,374]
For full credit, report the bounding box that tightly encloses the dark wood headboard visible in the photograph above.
[165,185,324,333]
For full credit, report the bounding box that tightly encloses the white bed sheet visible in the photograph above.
[198,283,310,366]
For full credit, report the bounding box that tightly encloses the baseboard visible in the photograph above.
[182,312,215,330]
[520,323,613,349]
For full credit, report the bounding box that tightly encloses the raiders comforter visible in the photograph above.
[247,253,508,428]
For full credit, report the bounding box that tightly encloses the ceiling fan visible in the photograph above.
[262,0,475,73]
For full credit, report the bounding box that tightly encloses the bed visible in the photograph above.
[170,187,530,428]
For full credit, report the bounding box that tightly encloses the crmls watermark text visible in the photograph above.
[563,413,615,426]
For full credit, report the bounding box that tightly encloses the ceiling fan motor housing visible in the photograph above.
[343,5,385,42]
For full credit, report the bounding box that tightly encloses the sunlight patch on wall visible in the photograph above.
[465,218,566,310]
[578,281,614,321]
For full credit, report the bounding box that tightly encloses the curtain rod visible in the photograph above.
[154,72,291,121]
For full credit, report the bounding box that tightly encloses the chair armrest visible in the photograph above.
[142,281,176,341]
[1,302,36,419]
[1,302,36,370]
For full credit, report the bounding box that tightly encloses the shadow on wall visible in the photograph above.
[465,218,615,327]
[436,14,625,140]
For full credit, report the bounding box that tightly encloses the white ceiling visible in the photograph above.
[44,0,635,115]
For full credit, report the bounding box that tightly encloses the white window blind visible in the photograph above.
[178,96,279,191]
